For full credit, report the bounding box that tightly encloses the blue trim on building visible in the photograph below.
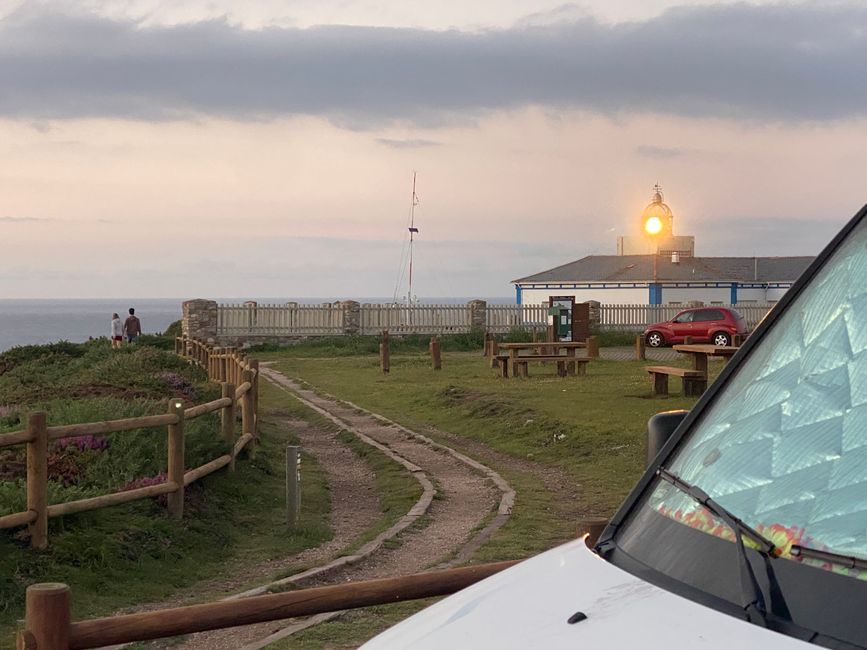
[515,284,523,305]
[649,284,662,305]
[730,283,738,304]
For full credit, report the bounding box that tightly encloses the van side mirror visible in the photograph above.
[647,410,688,467]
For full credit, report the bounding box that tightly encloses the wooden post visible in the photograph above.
[430,337,442,370]
[483,332,493,357]
[221,383,236,471]
[241,369,255,437]
[26,412,48,550]
[18,583,70,650]
[380,330,390,374]
[249,359,260,436]
[635,335,646,360]
[167,400,185,519]
[586,335,599,358]
[489,340,499,369]
[286,445,301,529]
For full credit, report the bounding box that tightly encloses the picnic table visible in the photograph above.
[497,341,586,360]
[672,344,739,375]
[495,341,588,378]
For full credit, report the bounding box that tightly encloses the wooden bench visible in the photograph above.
[496,354,590,378]
[645,366,707,396]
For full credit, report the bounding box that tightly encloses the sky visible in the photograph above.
[1,0,866,299]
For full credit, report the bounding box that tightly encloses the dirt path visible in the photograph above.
[124,402,383,649]
[156,368,505,649]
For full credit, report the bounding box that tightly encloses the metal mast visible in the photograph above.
[407,172,419,306]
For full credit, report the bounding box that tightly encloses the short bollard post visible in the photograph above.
[286,445,301,529]
[380,330,390,374]
[430,336,442,370]
[635,335,646,360]
[18,583,71,650]
[586,335,599,358]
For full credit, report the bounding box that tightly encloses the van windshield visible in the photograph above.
[623,215,867,579]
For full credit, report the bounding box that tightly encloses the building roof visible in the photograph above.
[512,255,815,284]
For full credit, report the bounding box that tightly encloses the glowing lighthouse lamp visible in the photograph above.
[644,215,664,236]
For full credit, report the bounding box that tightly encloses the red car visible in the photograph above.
[644,307,747,347]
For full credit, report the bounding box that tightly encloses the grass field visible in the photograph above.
[261,344,724,647]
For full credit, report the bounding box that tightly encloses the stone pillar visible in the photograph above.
[585,300,600,329]
[468,299,487,331]
[341,301,361,335]
[182,299,218,343]
[244,300,258,331]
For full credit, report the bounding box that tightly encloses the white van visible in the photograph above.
[363,205,867,649]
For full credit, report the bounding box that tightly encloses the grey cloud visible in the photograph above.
[1,4,867,125]
[376,138,442,149]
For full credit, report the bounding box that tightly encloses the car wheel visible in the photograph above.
[713,332,731,347]
[646,332,664,348]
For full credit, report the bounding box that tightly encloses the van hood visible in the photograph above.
[361,540,811,649]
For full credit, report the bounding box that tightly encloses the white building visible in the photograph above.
[512,186,813,306]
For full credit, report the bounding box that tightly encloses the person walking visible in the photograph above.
[123,308,142,344]
[110,313,123,348]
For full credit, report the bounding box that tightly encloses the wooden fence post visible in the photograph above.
[26,412,48,550]
[635,335,646,360]
[430,337,442,370]
[380,330,390,374]
[221,383,236,471]
[167,400,185,519]
[241,370,255,437]
[18,583,70,650]
[249,359,260,436]
[586,335,599,358]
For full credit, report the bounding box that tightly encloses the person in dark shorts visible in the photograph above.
[110,313,123,348]
[123,308,142,343]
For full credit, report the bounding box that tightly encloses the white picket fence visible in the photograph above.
[215,302,774,336]
[597,303,773,331]
[218,303,344,336]
[361,304,472,335]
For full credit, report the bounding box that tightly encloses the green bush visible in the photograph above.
[161,320,182,338]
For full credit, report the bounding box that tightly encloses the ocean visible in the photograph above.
[0,297,513,352]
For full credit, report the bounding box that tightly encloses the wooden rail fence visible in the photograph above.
[17,560,519,649]
[15,521,610,648]
[0,341,259,549]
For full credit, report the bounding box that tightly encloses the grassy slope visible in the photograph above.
[0,345,336,643]
[262,346,722,647]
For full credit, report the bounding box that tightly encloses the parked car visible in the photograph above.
[362,204,867,649]
[644,306,747,347]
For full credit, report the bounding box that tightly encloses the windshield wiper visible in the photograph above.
[657,468,776,626]
[791,545,867,572]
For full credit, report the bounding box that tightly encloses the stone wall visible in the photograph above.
[182,299,218,342]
